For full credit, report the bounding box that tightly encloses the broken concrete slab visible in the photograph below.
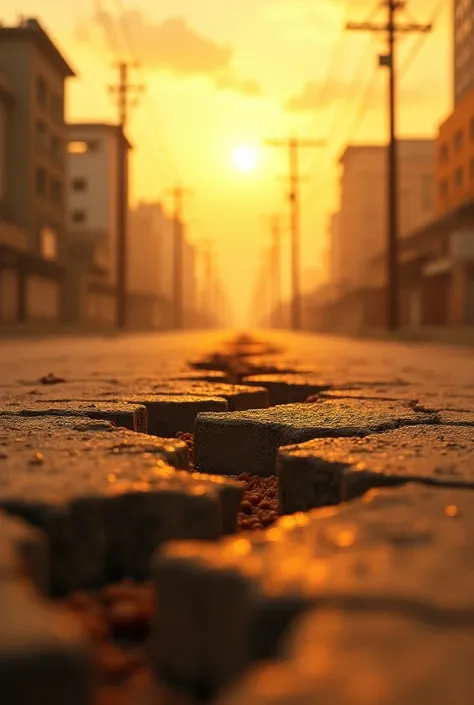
[0,580,93,705]
[216,608,474,705]
[0,400,147,433]
[122,394,228,436]
[0,416,244,594]
[180,383,269,411]
[4,378,268,412]
[321,387,474,412]
[277,425,474,513]
[194,400,439,477]
[0,415,189,469]
[242,374,334,405]
[151,483,474,695]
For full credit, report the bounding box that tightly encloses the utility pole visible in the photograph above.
[166,185,192,330]
[108,61,144,329]
[264,137,323,331]
[346,1,431,331]
[262,214,284,328]
[270,215,282,328]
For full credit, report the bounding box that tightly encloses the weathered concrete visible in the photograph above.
[194,400,439,477]
[123,394,228,436]
[0,416,244,594]
[0,400,147,433]
[7,378,268,412]
[216,609,474,705]
[152,483,474,695]
[242,374,334,405]
[277,425,474,514]
[0,415,189,469]
[0,580,93,704]
[321,386,474,412]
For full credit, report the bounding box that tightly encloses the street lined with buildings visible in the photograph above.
[0,20,225,332]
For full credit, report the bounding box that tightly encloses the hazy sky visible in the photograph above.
[10,0,451,323]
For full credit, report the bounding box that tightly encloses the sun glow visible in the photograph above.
[233,145,259,172]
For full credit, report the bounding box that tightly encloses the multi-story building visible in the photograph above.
[454,0,474,105]
[335,141,435,293]
[127,201,201,328]
[66,122,131,324]
[0,18,75,325]
[128,201,171,328]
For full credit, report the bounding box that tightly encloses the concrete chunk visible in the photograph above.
[152,483,474,694]
[0,400,147,433]
[0,581,93,705]
[242,374,333,405]
[0,414,189,469]
[116,394,228,436]
[194,400,439,477]
[217,609,474,705]
[277,425,474,513]
[0,416,243,593]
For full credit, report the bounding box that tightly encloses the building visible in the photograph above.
[128,201,171,329]
[334,141,435,294]
[454,0,474,105]
[182,237,198,326]
[436,90,474,217]
[66,122,131,325]
[0,18,75,326]
[328,211,344,294]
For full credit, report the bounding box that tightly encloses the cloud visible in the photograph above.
[75,11,261,97]
[285,75,444,113]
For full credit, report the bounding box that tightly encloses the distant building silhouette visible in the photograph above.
[65,122,132,326]
[0,17,75,326]
[330,141,435,299]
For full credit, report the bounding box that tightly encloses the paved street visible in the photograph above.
[0,330,474,705]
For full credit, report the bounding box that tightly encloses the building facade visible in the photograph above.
[0,18,74,325]
[454,0,474,105]
[334,141,435,294]
[65,122,131,325]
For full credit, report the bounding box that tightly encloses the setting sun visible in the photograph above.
[233,145,259,172]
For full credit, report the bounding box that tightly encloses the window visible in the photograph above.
[50,93,62,121]
[439,143,448,163]
[35,120,47,152]
[421,174,433,212]
[440,179,448,197]
[454,167,464,189]
[71,209,87,223]
[40,226,58,260]
[71,177,87,191]
[67,140,99,154]
[50,179,62,205]
[36,76,48,108]
[35,167,46,196]
[50,135,61,165]
[454,129,464,151]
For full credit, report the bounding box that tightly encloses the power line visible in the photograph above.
[302,1,381,173]
[94,0,178,183]
[304,0,444,206]
[346,0,432,331]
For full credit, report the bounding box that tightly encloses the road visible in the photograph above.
[1,329,472,384]
[1,329,474,705]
